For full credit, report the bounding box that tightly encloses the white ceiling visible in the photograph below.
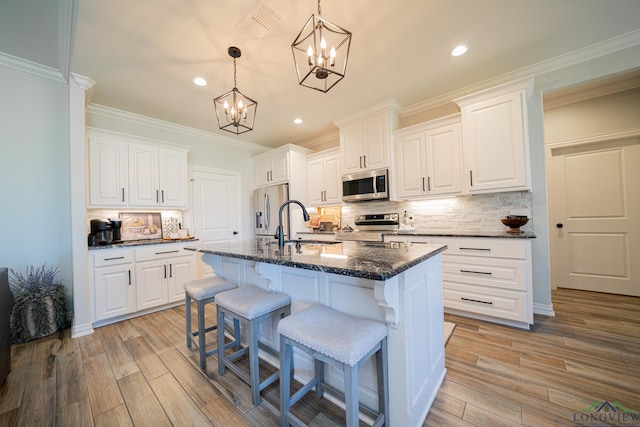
[2,0,640,148]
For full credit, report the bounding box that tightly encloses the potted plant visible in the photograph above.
[9,264,67,343]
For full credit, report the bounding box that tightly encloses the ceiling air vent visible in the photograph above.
[237,0,282,39]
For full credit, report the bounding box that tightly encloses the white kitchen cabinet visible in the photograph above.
[128,143,188,208]
[87,128,189,208]
[307,148,341,205]
[254,144,311,188]
[134,244,196,311]
[383,234,533,328]
[93,248,135,321]
[454,77,533,194]
[335,101,401,174]
[88,134,128,206]
[393,114,462,199]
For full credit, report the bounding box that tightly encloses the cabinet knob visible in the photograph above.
[556,223,563,229]
[233,231,239,235]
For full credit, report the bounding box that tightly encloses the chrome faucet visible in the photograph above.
[275,200,310,248]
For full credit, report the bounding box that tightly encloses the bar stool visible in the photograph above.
[278,304,389,427]
[215,285,291,405]
[184,276,240,370]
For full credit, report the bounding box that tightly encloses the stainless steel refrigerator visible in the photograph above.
[253,183,289,239]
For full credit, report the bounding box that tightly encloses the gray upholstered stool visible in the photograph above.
[184,276,240,370]
[215,285,291,405]
[278,304,389,427]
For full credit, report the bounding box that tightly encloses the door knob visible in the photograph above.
[556,223,563,229]
[233,231,239,235]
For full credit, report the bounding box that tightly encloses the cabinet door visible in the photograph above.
[135,260,169,310]
[425,123,462,196]
[323,154,342,203]
[88,136,128,206]
[159,149,187,207]
[269,151,289,184]
[255,156,272,186]
[362,113,389,170]
[395,133,427,198]
[94,264,134,321]
[341,123,364,173]
[307,158,325,205]
[128,144,159,206]
[167,256,195,303]
[461,91,529,193]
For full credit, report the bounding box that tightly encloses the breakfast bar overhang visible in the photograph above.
[186,239,447,427]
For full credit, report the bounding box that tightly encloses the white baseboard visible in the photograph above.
[533,302,556,317]
[71,319,94,338]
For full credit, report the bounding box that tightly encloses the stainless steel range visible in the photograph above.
[335,213,399,242]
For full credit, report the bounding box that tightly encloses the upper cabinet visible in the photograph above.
[335,100,401,174]
[87,128,189,208]
[393,114,463,199]
[128,144,188,207]
[307,148,341,205]
[88,133,128,207]
[454,77,534,194]
[253,144,311,188]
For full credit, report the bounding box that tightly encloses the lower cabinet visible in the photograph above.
[91,243,196,325]
[384,235,533,328]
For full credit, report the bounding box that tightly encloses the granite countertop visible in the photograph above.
[185,238,447,281]
[88,237,199,250]
[385,229,537,239]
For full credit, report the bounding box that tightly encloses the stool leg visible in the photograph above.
[234,318,241,349]
[344,364,359,427]
[217,308,226,375]
[279,335,291,427]
[315,359,324,398]
[248,318,261,405]
[185,293,192,348]
[378,338,389,426]
[197,299,207,369]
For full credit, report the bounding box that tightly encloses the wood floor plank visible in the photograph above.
[56,397,94,427]
[148,372,212,427]
[124,335,169,381]
[462,403,521,427]
[129,315,174,354]
[93,403,133,427]
[0,362,29,414]
[78,332,106,360]
[97,325,140,380]
[200,395,255,427]
[112,319,141,342]
[55,346,89,408]
[117,371,172,427]
[83,353,124,417]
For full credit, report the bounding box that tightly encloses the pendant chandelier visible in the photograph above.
[213,47,258,135]
[291,0,352,93]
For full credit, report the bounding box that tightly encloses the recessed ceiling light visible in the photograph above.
[192,76,207,86]
[293,118,303,124]
[451,45,468,57]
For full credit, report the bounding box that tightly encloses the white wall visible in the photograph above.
[0,64,73,306]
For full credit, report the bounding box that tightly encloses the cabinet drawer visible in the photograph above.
[443,255,526,291]
[443,281,528,322]
[94,249,133,267]
[135,244,192,262]
[431,237,527,259]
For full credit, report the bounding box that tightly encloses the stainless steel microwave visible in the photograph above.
[342,168,389,202]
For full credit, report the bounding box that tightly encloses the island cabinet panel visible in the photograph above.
[198,243,446,427]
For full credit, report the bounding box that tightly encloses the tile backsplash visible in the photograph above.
[341,191,533,232]
[86,209,185,238]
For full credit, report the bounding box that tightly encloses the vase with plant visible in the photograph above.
[9,264,67,343]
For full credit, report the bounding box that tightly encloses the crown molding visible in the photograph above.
[86,104,269,152]
[401,29,640,118]
[0,51,65,82]
[296,131,340,151]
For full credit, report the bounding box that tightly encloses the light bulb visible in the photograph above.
[320,37,327,50]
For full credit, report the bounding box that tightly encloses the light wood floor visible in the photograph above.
[1,288,639,426]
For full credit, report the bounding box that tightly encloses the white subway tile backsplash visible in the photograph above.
[341,191,533,232]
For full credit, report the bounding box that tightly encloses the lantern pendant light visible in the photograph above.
[291,0,352,93]
[213,47,258,135]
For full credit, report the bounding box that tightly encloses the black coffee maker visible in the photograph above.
[88,219,123,246]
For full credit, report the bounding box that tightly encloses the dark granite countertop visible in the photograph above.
[185,239,447,281]
[88,238,199,250]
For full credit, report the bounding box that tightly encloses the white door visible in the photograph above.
[189,168,242,277]
[549,137,640,296]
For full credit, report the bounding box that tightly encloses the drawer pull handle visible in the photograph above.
[128,270,131,285]
[461,297,493,305]
[460,269,492,275]
[459,247,491,252]
[155,250,180,255]
[104,256,125,261]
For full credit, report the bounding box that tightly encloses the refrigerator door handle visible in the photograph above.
[255,212,262,228]
[264,193,270,230]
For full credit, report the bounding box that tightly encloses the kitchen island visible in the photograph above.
[185,239,447,427]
